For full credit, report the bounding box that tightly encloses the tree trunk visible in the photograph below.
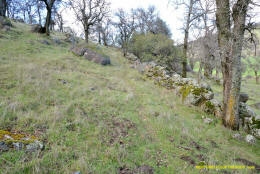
[43,0,55,36]
[182,0,194,78]
[182,28,188,78]
[197,61,203,84]
[255,71,259,84]
[216,0,249,130]
[0,0,6,17]
[84,27,89,43]
[204,56,213,78]
[45,8,51,36]
[37,3,42,25]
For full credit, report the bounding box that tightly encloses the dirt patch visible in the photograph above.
[118,166,132,174]
[108,117,136,145]
[177,145,191,151]
[180,156,195,166]
[209,140,219,148]
[118,165,154,174]
[234,158,260,172]
[134,165,154,174]
[196,154,207,161]
[190,141,207,151]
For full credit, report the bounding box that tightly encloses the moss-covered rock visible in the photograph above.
[0,130,43,152]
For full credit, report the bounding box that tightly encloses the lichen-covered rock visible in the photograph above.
[202,91,214,100]
[200,82,212,91]
[252,129,260,139]
[252,115,260,128]
[0,130,44,152]
[245,135,256,144]
[201,100,222,117]
[239,102,256,118]
[179,85,209,106]
[71,47,88,56]
[141,63,260,139]
[204,118,213,124]
[0,142,9,152]
[13,142,24,151]
[84,49,111,66]
[232,133,243,141]
[26,140,44,152]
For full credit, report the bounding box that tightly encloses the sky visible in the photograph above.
[62,0,260,44]
[108,0,184,43]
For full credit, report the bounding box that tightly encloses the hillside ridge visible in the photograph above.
[0,20,259,174]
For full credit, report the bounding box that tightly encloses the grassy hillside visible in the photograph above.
[0,21,259,174]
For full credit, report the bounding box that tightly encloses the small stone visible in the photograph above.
[74,171,81,174]
[200,82,212,91]
[232,133,243,141]
[0,142,9,151]
[203,118,213,124]
[4,135,13,140]
[26,140,44,152]
[203,91,214,100]
[245,135,256,145]
[13,142,24,150]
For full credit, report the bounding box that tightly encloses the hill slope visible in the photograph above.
[0,21,259,174]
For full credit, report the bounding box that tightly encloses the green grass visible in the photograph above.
[0,21,260,174]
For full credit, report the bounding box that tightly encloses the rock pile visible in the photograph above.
[0,130,44,152]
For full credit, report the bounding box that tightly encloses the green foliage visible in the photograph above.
[129,32,178,62]
[129,32,182,73]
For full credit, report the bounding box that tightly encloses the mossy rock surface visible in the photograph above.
[0,130,39,145]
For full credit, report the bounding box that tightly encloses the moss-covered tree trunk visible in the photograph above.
[216,0,249,130]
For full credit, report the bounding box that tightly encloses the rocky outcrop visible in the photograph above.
[71,46,110,66]
[135,62,259,139]
[239,93,249,103]
[84,49,110,65]
[144,65,222,118]
[71,47,88,56]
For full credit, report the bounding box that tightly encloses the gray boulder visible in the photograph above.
[204,118,213,124]
[239,102,256,118]
[26,140,44,152]
[0,142,9,152]
[239,93,249,103]
[245,135,256,144]
[232,133,243,141]
[71,47,88,56]
[252,129,260,139]
[84,49,111,66]
[13,142,24,151]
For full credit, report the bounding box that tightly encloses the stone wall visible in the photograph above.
[133,61,260,139]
